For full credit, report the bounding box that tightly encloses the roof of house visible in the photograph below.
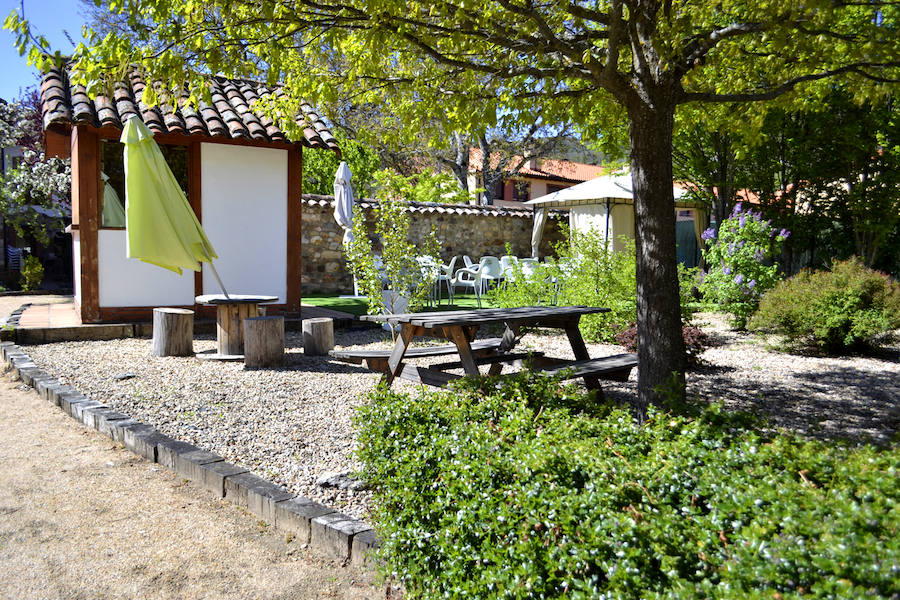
[469,148,608,184]
[39,65,339,152]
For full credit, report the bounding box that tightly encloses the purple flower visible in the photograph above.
[734,274,744,284]
[778,228,791,239]
[728,243,735,255]
[752,211,762,222]
[739,215,746,227]
[733,202,743,216]
[723,266,732,275]
[754,249,764,261]
[701,227,716,241]
[748,279,756,289]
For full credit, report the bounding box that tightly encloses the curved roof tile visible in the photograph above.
[39,64,340,152]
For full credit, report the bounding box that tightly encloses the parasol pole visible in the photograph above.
[207,261,231,299]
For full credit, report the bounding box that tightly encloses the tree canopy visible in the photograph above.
[7,0,897,412]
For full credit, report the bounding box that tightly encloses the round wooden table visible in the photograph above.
[195,294,278,360]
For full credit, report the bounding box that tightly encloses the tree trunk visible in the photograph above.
[302,317,335,356]
[151,308,194,357]
[628,98,687,418]
[244,316,285,367]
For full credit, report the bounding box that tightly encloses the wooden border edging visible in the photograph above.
[0,341,380,568]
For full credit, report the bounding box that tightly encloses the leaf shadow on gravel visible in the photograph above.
[690,365,899,445]
[598,364,898,444]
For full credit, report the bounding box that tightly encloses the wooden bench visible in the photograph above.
[533,353,638,382]
[329,337,505,373]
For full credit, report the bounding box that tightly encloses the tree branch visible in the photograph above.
[681,62,900,103]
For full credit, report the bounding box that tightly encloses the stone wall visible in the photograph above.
[301,195,565,295]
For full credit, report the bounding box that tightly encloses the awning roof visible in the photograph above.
[526,171,698,209]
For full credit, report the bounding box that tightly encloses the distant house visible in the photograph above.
[40,65,340,323]
[467,148,608,206]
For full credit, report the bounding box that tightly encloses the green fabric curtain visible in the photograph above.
[122,117,217,274]
[101,171,126,228]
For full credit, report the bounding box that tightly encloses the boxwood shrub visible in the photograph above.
[750,257,900,353]
[356,374,899,599]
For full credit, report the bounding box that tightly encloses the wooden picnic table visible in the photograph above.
[357,306,635,394]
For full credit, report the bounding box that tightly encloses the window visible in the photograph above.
[547,184,567,194]
[512,180,530,202]
[100,140,189,228]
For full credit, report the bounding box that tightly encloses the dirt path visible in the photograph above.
[0,296,382,600]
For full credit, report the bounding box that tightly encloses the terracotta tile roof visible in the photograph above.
[39,65,339,152]
[302,194,538,218]
[469,148,607,183]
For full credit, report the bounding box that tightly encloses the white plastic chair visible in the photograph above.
[520,259,538,278]
[416,256,441,306]
[499,255,519,283]
[453,256,502,308]
[436,256,458,305]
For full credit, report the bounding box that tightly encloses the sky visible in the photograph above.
[0,0,87,102]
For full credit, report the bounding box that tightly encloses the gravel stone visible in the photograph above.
[23,315,900,522]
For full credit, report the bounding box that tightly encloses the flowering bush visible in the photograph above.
[0,98,71,246]
[700,204,789,328]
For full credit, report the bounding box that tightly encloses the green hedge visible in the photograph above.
[751,257,900,353]
[356,374,899,599]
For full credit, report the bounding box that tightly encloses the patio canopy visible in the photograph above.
[526,171,704,257]
[526,171,687,208]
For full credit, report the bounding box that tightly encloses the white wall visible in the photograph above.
[200,143,288,302]
[98,230,195,306]
[72,231,81,307]
[530,180,548,199]
[570,204,611,244]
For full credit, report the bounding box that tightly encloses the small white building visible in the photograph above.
[40,65,340,323]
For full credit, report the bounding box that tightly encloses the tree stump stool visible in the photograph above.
[303,317,334,356]
[243,316,285,368]
[217,302,259,356]
[151,308,194,357]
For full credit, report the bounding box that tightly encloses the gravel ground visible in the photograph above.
[23,312,900,521]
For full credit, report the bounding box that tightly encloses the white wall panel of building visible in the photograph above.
[97,230,195,306]
[200,143,288,302]
[72,231,82,306]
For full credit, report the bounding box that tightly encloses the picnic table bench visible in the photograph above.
[340,306,636,398]
[330,337,508,372]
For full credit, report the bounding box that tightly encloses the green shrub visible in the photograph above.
[751,257,900,353]
[492,227,637,342]
[616,323,715,365]
[493,229,698,343]
[20,254,43,291]
[357,374,900,599]
[700,204,789,329]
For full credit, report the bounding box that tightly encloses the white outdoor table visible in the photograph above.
[195,294,278,360]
